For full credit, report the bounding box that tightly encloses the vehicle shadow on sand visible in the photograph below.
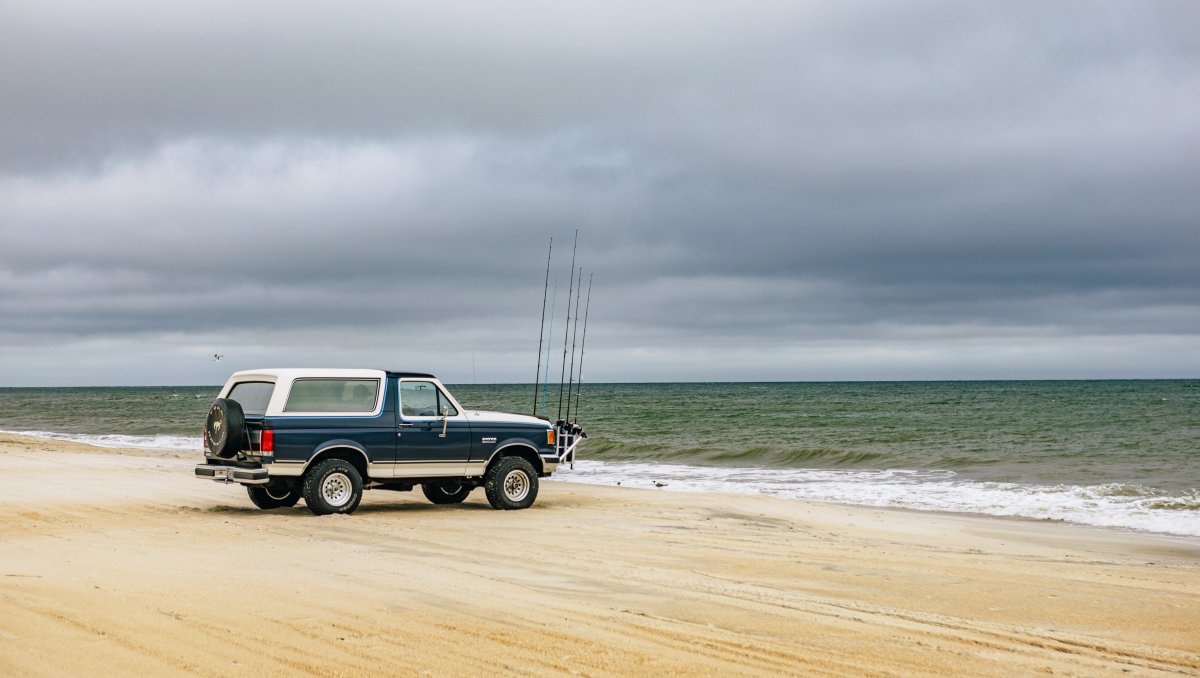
[205,499,497,516]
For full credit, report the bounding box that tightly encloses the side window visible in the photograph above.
[400,381,438,416]
[400,381,458,417]
[226,381,274,416]
[284,379,379,412]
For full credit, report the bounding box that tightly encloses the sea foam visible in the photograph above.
[557,460,1200,537]
[1,429,201,452]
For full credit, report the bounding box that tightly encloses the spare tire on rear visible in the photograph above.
[205,398,245,458]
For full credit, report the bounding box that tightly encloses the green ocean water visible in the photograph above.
[1,380,1197,535]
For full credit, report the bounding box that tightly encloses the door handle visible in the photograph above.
[398,423,414,428]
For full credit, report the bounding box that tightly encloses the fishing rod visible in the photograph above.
[572,273,593,422]
[564,267,583,425]
[532,236,552,415]
[556,230,578,422]
[540,278,558,418]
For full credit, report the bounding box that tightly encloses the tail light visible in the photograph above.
[252,429,275,456]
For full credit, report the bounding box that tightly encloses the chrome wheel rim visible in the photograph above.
[502,469,530,502]
[265,484,291,500]
[321,472,352,507]
[439,483,462,496]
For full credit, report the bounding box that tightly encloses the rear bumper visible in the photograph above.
[195,464,269,485]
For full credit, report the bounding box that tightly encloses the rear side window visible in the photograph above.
[226,381,275,416]
[284,379,379,413]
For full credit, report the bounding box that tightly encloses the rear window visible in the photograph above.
[284,379,380,413]
[226,381,275,416]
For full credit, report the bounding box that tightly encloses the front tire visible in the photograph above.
[247,480,302,509]
[422,481,473,505]
[484,456,539,510]
[303,459,364,515]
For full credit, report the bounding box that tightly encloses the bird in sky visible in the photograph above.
[212,354,223,362]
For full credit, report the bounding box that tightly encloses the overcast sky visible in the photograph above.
[1,1,1197,386]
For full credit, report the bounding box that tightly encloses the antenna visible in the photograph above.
[533,236,552,414]
[564,267,583,425]
[556,230,578,422]
[572,273,593,421]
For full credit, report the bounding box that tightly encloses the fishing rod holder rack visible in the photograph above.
[554,421,586,470]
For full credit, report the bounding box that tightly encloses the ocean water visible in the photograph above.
[1,381,1197,536]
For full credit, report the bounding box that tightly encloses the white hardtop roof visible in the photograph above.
[228,368,390,382]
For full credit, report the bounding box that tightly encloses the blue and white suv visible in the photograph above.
[195,369,583,515]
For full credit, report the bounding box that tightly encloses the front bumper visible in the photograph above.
[195,464,269,485]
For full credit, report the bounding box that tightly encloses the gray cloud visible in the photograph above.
[1,1,1198,384]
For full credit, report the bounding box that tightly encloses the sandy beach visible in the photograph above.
[1,432,1197,677]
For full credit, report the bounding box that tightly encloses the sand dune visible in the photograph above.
[1,433,1197,676]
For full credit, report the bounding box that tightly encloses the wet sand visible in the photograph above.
[1,432,1198,676]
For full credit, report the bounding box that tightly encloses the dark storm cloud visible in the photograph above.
[1,1,1198,384]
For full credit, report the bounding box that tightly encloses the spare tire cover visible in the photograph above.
[205,398,246,458]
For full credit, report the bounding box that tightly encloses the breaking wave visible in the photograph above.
[584,437,892,468]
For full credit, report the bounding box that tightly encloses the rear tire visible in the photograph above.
[247,480,302,509]
[484,456,539,510]
[303,459,364,515]
[421,481,473,505]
